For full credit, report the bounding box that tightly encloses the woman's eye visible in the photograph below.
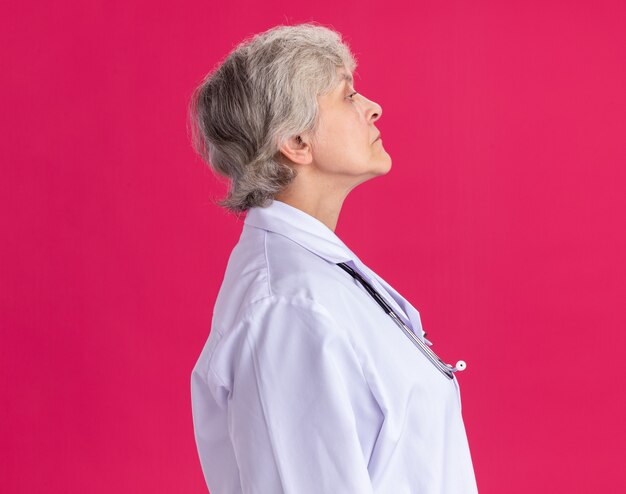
[347,91,358,101]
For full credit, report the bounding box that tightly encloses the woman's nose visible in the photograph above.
[366,98,383,122]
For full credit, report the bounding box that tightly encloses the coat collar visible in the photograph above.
[243,199,361,265]
[244,199,430,344]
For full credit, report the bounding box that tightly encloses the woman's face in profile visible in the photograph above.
[310,67,392,184]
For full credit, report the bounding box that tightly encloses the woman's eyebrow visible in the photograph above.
[335,72,354,92]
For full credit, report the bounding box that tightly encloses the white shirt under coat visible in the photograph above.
[191,199,479,493]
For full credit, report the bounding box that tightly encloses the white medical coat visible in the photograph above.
[191,199,478,493]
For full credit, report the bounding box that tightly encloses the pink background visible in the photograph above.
[2,1,625,492]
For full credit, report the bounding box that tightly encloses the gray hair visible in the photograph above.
[186,22,358,216]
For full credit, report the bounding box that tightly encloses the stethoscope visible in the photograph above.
[337,262,466,381]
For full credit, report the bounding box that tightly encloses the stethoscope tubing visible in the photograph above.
[337,262,466,381]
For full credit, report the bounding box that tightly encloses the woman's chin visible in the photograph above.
[378,155,392,175]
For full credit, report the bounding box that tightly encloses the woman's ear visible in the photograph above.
[278,134,313,166]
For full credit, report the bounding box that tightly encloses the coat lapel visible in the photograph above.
[354,262,434,346]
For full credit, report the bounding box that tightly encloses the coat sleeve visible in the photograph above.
[227,296,377,494]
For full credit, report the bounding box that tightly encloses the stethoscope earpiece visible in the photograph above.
[445,361,466,372]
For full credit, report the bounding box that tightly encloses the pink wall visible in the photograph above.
[2,1,625,492]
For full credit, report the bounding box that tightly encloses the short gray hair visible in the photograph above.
[187,22,358,216]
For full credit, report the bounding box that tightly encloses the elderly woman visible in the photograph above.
[188,23,478,494]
